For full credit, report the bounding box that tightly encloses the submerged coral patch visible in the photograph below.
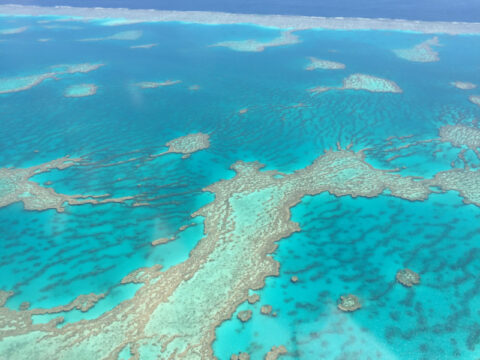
[0,63,104,95]
[135,80,181,89]
[342,74,402,93]
[210,31,299,52]
[469,95,480,107]
[305,57,345,70]
[439,125,480,151]
[64,83,97,98]
[80,30,143,41]
[152,133,211,159]
[130,43,158,49]
[396,269,420,287]
[451,81,476,90]
[337,294,361,312]
[0,156,134,212]
[0,26,27,35]
[309,73,402,94]
[393,37,440,62]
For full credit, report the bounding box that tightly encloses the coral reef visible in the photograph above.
[451,81,476,90]
[237,310,252,322]
[305,57,345,70]
[439,125,480,151]
[247,294,260,304]
[0,26,28,35]
[0,156,134,212]
[432,169,480,206]
[210,31,299,52]
[396,269,420,287]
[64,83,97,98]
[135,80,181,89]
[2,5,480,34]
[2,147,479,358]
[337,294,361,312]
[265,345,287,360]
[80,30,142,41]
[342,74,402,93]
[130,43,158,49]
[469,95,480,107]
[393,37,440,62]
[231,353,250,360]
[261,305,273,315]
[152,133,211,159]
[309,73,402,94]
[0,63,104,95]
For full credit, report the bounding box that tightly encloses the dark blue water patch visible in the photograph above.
[2,0,480,22]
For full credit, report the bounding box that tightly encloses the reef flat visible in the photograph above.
[0,63,104,95]
[305,57,345,70]
[135,80,181,89]
[451,81,477,90]
[79,30,143,41]
[0,156,133,212]
[309,73,402,94]
[210,31,299,52]
[2,5,480,34]
[440,124,480,153]
[0,26,27,35]
[470,95,480,107]
[64,83,98,98]
[152,132,211,159]
[393,37,440,62]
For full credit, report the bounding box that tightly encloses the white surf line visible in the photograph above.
[1,4,480,34]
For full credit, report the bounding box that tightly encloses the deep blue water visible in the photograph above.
[1,0,480,22]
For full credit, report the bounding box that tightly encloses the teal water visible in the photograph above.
[1,13,480,359]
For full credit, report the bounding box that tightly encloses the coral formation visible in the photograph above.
[3,147,480,358]
[64,83,97,97]
[309,73,402,94]
[130,43,158,49]
[210,31,299,52]
[135,80,181,88]
[439,125,480,151]
[237,310,252,322]
[231,353,250,360]
[396,269,420,287]
[265,345,288,360]
[342,74,402,93]
[337,294,361,312]
[469,95,480,107]
[0,63,104,95]
[0,156,134,212]
[0,26,28,35]
[2,5,480,34]
[393,37,440,62]
[305,57,345,70]
[261,305,273,315]
[247,294,260,304]
[80,30,142,41]
[152,133,211,159]
[451,81,476,90]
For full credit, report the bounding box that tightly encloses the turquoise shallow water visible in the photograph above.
[0,13,480,359]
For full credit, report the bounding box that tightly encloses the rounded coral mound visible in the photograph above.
[396,268,420,287]
[337,294,361,312]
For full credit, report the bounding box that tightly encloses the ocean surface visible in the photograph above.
[0,9,480,360]
[1,0,480,22]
